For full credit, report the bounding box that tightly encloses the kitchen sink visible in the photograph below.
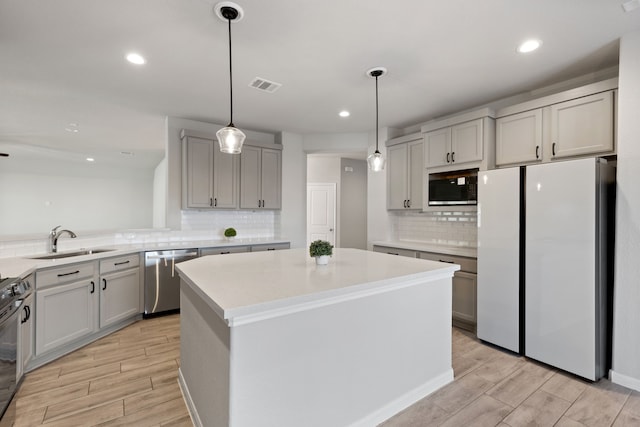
[29,249,115,260]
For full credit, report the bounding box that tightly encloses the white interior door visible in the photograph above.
[307,183,336,247]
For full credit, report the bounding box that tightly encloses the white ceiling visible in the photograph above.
[1,0,639,168]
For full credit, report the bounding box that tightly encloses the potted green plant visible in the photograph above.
[224,227,237,241]
[309,240,333,265]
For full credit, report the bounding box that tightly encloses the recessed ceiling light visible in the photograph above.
[120,151,134,156]
[65,123,79,133]
[86,157,95,162]
[517,39,542,53]
[622,0,640,12]
[126,53,146,65]
[339,111,350,118]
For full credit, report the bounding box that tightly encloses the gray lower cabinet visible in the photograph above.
[35,262,98,356]
[99,254,141,329]
[251,243,290,252]
[35,255,142,358]
[371,245,417,258]
[418,251,477,332]
[200,246,251,256]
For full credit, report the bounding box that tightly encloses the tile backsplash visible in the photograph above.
[0,210,281,258]
[180,209,280,238]
[391,210,477,247]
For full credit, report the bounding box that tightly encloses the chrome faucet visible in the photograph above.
[49,225,77,253]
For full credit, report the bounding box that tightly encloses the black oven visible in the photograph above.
[428,168,478,206]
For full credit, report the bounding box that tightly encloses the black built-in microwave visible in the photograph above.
[428,168,478,206]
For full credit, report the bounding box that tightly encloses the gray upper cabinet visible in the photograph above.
[425,119,484,168]
[386,136,423,210]
[240,145,282,209]
[496,109,543,166]
[550,91,614,159]
[495,79,617,166]
[181,130,239,209]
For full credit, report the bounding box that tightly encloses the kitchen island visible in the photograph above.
[176,248,459,427]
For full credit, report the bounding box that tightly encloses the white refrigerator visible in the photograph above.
[477,157,614,381]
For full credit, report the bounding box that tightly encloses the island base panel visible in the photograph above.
[180,277,453,427]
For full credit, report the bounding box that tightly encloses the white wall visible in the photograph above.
[152,157,167,228]
[278,132,306,249]
[0,167,154,236]
[340,158,367,250]
[611,29,640,391]
[367,127,397,248]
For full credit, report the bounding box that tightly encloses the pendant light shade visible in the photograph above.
[367,67,387,172]
[216,125,246,154]
[215,2,245,154]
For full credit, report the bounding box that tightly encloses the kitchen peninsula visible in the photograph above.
[176,248,459,427]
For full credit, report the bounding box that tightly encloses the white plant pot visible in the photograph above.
[315,255,329,265]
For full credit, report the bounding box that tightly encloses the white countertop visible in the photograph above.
[0,238,289,280]
[176,248,459,325]
[372,240,477,258]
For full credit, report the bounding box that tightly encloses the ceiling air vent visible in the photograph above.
[249,77,282,93]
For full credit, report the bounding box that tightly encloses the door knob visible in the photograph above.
[329,228,334,232]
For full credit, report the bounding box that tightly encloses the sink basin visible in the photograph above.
[29,249,115,260]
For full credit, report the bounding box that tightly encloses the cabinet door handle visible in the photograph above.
[262,199,265,208]
[552,142,556,156]
[90,281,95,294]
[267,248,276,251]
[114,260,130,266]
[387,252,400,256]
[438,259,455,264]
[258,200,261,208]
[21,305,29,324]
[209,198,213,207]
[57,270,80,277]
[407,199,411,208]
[451,152,455,162]
[403,200,406,208]
[446,152,450,163]
[102,278,107,291]
[535,145,540,159]
[214,198,217,207]
[220,251,231,255]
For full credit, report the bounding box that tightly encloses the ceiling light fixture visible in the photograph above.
[517,39,542,53]
[86,157,95,162]
[126,53,146,65]
[366,67,387,172]
[65,123,79,133]
[215,2,246,154]
[339,110,350,118]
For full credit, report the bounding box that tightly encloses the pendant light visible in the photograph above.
[215,2,246,154]
[366,67,387,172]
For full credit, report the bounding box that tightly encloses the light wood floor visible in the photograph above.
[11,314,191,427]
[382,328,640,427]
[10,316,640,426]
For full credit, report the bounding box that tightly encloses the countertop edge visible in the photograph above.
[0,238,291,279]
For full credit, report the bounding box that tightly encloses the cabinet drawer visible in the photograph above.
[251,243,290,252]
[418,251,477,273]
[200,246,251,256]
[372,246,417,258]
[36,262,96,289]
[100,254,140,274]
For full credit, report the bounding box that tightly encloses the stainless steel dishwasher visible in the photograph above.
[144,249,198,317]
